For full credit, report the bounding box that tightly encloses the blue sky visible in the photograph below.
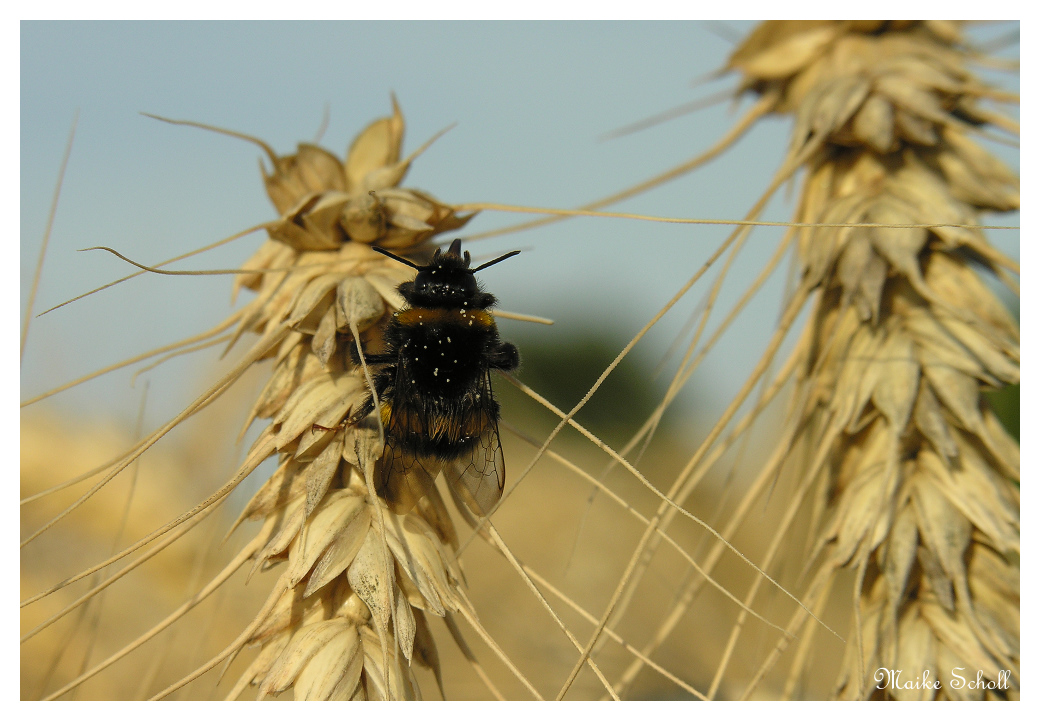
[21,21,1020,432]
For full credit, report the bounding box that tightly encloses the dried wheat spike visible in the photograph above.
[222,99,477,700]
[731,21,1018,699]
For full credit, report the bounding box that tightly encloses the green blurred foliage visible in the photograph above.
[495,327,683,449]
[985,384,1019,443]
[983,283,1020,442]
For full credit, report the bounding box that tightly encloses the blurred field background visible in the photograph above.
[21,20,1018,700]
[22,364,830,700]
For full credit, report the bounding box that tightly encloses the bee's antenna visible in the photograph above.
[371,245,422,270]
[472,250,521,273]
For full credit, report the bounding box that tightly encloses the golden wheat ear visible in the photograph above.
[207,100,493,700]
[713,21,1019,701]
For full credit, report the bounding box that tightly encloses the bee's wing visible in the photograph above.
[443,376,506,517]
[379,405,439,515]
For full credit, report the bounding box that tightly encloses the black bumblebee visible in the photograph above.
[350,238,520,516]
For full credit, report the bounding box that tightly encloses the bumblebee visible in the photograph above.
[350,238,520,516]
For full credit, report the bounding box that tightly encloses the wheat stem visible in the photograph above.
[22,111,77,360]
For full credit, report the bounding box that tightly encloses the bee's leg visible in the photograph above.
[372,370,392,396]
[347,370,393,425]
[347,395,375,425]
[318,388,380,431]
[346,336,361,364]
[311,420,346,432]
[346,338,397,366]
[488,341,520,371]
[357,353,397,365]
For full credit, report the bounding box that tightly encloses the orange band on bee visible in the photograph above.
[396,307,494,329]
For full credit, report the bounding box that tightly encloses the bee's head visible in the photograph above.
[412,240,479,303]
[372,239,520,309]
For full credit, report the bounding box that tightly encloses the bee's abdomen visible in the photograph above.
[382,397,495,460]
